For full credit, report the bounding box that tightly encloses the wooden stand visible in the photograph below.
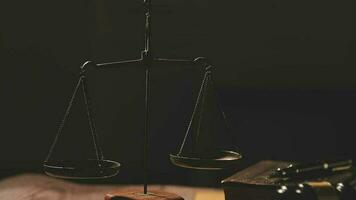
[105,189,184,200]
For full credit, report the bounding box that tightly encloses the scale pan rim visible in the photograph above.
[169,150,242,170]
[43,159,121,179]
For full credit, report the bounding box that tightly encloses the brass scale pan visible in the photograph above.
[43,160,120,179]
[43,74,121,179]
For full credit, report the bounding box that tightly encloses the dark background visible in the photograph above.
[1,0,355,185]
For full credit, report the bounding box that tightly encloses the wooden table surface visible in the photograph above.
[0,174,224,200]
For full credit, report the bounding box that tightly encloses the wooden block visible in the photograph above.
[194,189,225,200]
[105,189,185,200]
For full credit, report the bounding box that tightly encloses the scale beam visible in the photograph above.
[96,59,143,68]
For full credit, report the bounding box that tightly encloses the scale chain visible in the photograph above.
[210,76,233,137]
[45,73,105,163]
[81,75,104,161]
[45,76,84,162]
[193,71,210,153]
[178,68,233,155]
[178,70,209,155]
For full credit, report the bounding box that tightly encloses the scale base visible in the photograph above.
[105,189,184,200]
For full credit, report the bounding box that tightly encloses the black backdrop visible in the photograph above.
[1,0,355,185]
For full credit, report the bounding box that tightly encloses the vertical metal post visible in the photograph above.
[143,66,150,194]
[143,0,152,195]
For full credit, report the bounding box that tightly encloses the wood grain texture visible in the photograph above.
[0,174,224,200]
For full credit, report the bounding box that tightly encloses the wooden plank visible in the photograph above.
[0,174,224,200]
